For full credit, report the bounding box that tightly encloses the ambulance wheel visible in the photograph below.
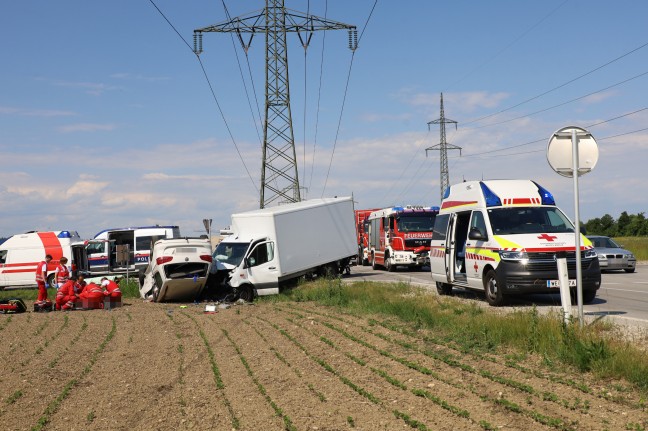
[47,274,56,289]
[371,254,379,270]
[483,269,505,306]
[238,285,254,303]
[436,282,453,295]
[152,285,160,302]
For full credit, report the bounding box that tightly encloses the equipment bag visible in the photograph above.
[0,298,28,314]
[33,299,54,312]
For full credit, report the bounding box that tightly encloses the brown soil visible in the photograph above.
[0,300,646,431]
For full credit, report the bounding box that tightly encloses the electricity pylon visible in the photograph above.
[426,93,461,201]
[194,0,357,208]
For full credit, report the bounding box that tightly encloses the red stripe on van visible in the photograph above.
[37,232,63,271]
[2,268,36,274]
[441,200,478,210]
[3,261,40,268]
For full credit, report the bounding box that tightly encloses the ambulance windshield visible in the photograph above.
[396,215,436,233]
[488,207,574,235]
[213,241,250,266]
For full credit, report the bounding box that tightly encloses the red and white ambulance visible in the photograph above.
[430,180,601,306]
[0,231,81,289]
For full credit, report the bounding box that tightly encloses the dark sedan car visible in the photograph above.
[587,235,636,273]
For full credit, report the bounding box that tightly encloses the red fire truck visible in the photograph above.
[354,209,379,266]
[367,205,439,271]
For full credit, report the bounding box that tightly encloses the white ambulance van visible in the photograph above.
[73,225,181,276]
[430,180,601,306]
[0,231,81,289]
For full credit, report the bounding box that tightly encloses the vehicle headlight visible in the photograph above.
[584,249,597,259]
[499,251,528,261]
[628,253,635,259]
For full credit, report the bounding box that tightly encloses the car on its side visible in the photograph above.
[587,235,636,273]
[139,238,213,302]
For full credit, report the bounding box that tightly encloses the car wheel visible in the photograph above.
[436,282,452,295]
[152,285,160,302]
[483,269,505,306]
[624,268,635,273]
[582,289,597,304]
[138,270,145,288]
[238,284,254,303]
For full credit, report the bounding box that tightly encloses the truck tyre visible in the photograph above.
[436,282,452,295]
[47,274,56,289]
[371,253,379,270]
[238,285,254,303]
[385,253,395,272]
[152,284,160,302]
[483,269,505,306]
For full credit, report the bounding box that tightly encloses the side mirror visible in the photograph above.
[468,227,487,241]
[246,257,256,268]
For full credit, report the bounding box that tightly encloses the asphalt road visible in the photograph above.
[347,263,648,328]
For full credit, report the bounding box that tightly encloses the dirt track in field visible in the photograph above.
[1,299,647,431]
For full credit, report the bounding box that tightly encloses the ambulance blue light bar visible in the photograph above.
[479,182,502,207]
[443,187,451,200]
[532,181,556,205]
[58,231,71,238]
[392,206,404,212]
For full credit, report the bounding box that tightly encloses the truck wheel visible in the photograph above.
[483,269,505,306]
[47,274,56,289]
[152,285,160,302]
[371,253,379,270]
[238,285,254,303]
[385,253,395,272]
[436,282,452,295]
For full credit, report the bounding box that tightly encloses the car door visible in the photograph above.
[86,241,109,274]
[465,210,489,289]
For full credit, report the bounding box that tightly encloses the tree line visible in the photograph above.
[584,211,648,237]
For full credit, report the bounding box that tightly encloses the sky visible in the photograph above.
[1,0,647,239]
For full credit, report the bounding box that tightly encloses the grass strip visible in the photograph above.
[222,329,297,431]
[48,316,88,369]
[182,312,239,429]
[31,316,116,431]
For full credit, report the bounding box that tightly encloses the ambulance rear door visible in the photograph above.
[0,248,7,287]
[430,213,457,284]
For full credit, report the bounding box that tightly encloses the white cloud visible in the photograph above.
[66,180,109,197]
[580,90,616,105]
[360,112,413,123]
[58,123,116,133]
[402,91,510,113]
[0,106,75,117]
[53,80,118,96]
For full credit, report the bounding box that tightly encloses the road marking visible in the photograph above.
[599,287,648,294]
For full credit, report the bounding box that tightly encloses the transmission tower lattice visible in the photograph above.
[194,0,357,208]
[426,93,461,201]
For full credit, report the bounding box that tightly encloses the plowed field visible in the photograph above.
[1,300,646,431]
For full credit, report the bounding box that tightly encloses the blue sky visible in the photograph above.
[1,0,647,238]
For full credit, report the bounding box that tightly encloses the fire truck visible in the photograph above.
[354,209,379,266]
[367,205,439,271]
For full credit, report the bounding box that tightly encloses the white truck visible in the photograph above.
[210,197,356,301]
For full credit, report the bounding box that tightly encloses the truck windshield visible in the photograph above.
[213,242,250,266]
[396,215,436,233]
[488,207,574,235]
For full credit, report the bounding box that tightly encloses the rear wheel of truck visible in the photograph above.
[371,253,379,270]
[483,269,505,306]
[436,282,453,295]
[238,285,254,303]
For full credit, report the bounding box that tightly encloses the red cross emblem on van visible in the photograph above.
[537,233,558,241]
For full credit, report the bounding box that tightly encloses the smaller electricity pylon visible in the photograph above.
[426,93,461,201]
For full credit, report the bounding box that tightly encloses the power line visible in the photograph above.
[147,0,258,193]
[462,40,648,127]
[321,0,377,196]
[466,70,648,130]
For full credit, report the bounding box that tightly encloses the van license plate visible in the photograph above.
[547,279,576,288]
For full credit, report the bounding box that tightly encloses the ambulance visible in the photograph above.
[0,231,81,289]
[430,180,601,306]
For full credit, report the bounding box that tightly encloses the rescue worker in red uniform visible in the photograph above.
[79,280,105,309]
[102,277,122,308]
[55,276,78,311]
[55,257,71,289]
[35,254,52,304]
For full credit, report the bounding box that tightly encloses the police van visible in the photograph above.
[0,231,81,289]
[72,226,180,276]
[430,180,601,306]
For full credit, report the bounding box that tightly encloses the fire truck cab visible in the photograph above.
[354,209,379,266]
[367,205,439,271]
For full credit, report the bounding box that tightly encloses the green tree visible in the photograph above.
[585,217,603,235]
[599,214,617,237]
[617,211,631,236]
